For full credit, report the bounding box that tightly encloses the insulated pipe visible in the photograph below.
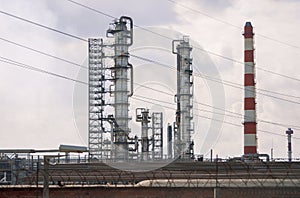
[120,16,133,46]
[128,63,133,97]
[243,22,257,155]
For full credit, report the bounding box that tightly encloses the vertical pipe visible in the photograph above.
[271,148,273,160]
[141,110,150,161]
[160,114,163,159]
[36,158,39,198]
[286,128,293,162]
[243,22,257,155]
[167,124,173,159]
[43,157,49,198]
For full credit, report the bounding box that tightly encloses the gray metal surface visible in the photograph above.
[173,37,194,159]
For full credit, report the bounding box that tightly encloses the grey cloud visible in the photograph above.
[46,0,178,38]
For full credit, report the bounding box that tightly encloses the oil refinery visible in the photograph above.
[0,15,299,198]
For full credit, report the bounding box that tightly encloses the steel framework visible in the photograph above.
[152,112,163,160]
[88,16,134,161]
[88,38,110,159]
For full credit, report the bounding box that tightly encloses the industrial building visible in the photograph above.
[87,16,194,162]
[0,16,299,198]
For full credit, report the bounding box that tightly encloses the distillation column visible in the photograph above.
[107,16,133,160]
[136,108,150,161]
[173,37,193,160]
[243,22,257,155]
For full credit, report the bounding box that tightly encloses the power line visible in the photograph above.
[166,0,300,50]
[2,4,300,86]
[0,56,87,85]
[132,96,241,127]
[2,30,298,107]
[255,87,300,100]
[1,35,299,124]
[0,8,299,126]
[135,83,300,130]
[131,95,300,140]
[0,10,87,42]
[0,37,87,70]
[134,94,300,131]
[65,0,173,41]
[193,46,300,84]
[193,71,300,101]
[1,53,299,134]
[5,31,297,105]
[66,0,116,19]
[131,54,300,105]
[63,0,300,84]
[1,7,299,149]
[166,0,241,29]
[1,7,300,88]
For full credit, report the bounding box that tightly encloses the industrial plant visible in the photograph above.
[87,16,195,162]
[0,16,299,198]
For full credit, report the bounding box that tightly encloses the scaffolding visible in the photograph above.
[88,38,110,159]
[88,16,134,161]
[152,112,163,160]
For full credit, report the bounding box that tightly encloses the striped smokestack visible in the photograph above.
[243,22,257,155]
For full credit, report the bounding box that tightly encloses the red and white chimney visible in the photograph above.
[243,22,257,155]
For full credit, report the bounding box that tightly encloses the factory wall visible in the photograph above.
[1,186,300,198]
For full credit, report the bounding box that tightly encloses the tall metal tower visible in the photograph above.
[136,109,163,161]
[136,108,151,161]
[172,36,194,160]
[107,16,134,161]
[88,16,133,161]
[243,22,257,156]
[88,38,107,159]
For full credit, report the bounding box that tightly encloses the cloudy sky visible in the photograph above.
[0,0,299,159]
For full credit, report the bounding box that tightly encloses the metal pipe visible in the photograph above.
[167,124,173,159]
[120,16,133,46]
[43,157,50,198]
[128,63,133,97]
